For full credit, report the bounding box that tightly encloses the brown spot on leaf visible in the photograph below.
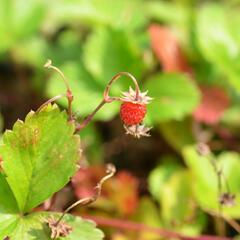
[18,126,40,147]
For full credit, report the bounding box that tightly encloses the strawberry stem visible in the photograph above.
[75,99,106,132]
[43,62,141,132]
[104,72,140,102]
[76,72,140,132]
[44,60,74,120]
[36,94,66,113]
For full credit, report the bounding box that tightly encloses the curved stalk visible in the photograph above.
[36,94,66,113]
[52,164,116,240]
[103,71,140,102]
[76,72,140,132]
[44,60,74,120]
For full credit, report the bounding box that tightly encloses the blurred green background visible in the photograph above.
[1,0,240,239]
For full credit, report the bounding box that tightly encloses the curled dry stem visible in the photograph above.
[51,164,116,239]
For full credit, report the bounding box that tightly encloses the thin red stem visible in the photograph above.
[75,99,106,132]
[43,64,141,131]
[103,71,140,102]
[82,215,231,240]
[76,72,140,132]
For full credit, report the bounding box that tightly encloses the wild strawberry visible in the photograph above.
[120,102,146,125]
[119,87,152,138]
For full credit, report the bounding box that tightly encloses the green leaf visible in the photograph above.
[48,30,84,66]
[0,212,104,240]
[0,173,19,214]
[0,104,80,213]
[47,62,119,120]
[159,118,195,152]
[221,104,240,128]
[135,197,162,240]
[160,170,206,235]
[136,197,161,227]
[47,0,146,31]
[0,0,46,52]
[148,158,206,235]
[146,1,189,27]
[182,146,218,209]
[148,158,181,200]
[196,4,240,91]
[183,146,240,218]
[218,153,240,195]
[12,37,48,67]
[0,214,19,240]
[83,27,145,93]
[57,213,104,240]
[144,73,200,123]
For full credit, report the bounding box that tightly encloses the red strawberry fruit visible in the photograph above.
[118,87,152,138]
[120,102,147,125]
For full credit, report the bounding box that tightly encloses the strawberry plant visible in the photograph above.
[2,0,240,239]
[0,60,151,239]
